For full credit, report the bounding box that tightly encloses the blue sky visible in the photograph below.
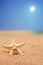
[0,0,43,31]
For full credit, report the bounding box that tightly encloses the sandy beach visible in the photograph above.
[0,30,43,65]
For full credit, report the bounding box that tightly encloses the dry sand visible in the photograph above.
[0,30,43,65]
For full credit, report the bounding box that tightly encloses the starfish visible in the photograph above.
[2,40,24,55]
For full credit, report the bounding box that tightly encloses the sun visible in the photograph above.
[29,6,36,12]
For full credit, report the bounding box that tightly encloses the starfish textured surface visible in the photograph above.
[2,41,24,55]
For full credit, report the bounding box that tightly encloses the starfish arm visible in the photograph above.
[2,45,13,50]
[14,42,24,47]
[2,45,13,48]
[10,49,13,55]
[17,48,23,55]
